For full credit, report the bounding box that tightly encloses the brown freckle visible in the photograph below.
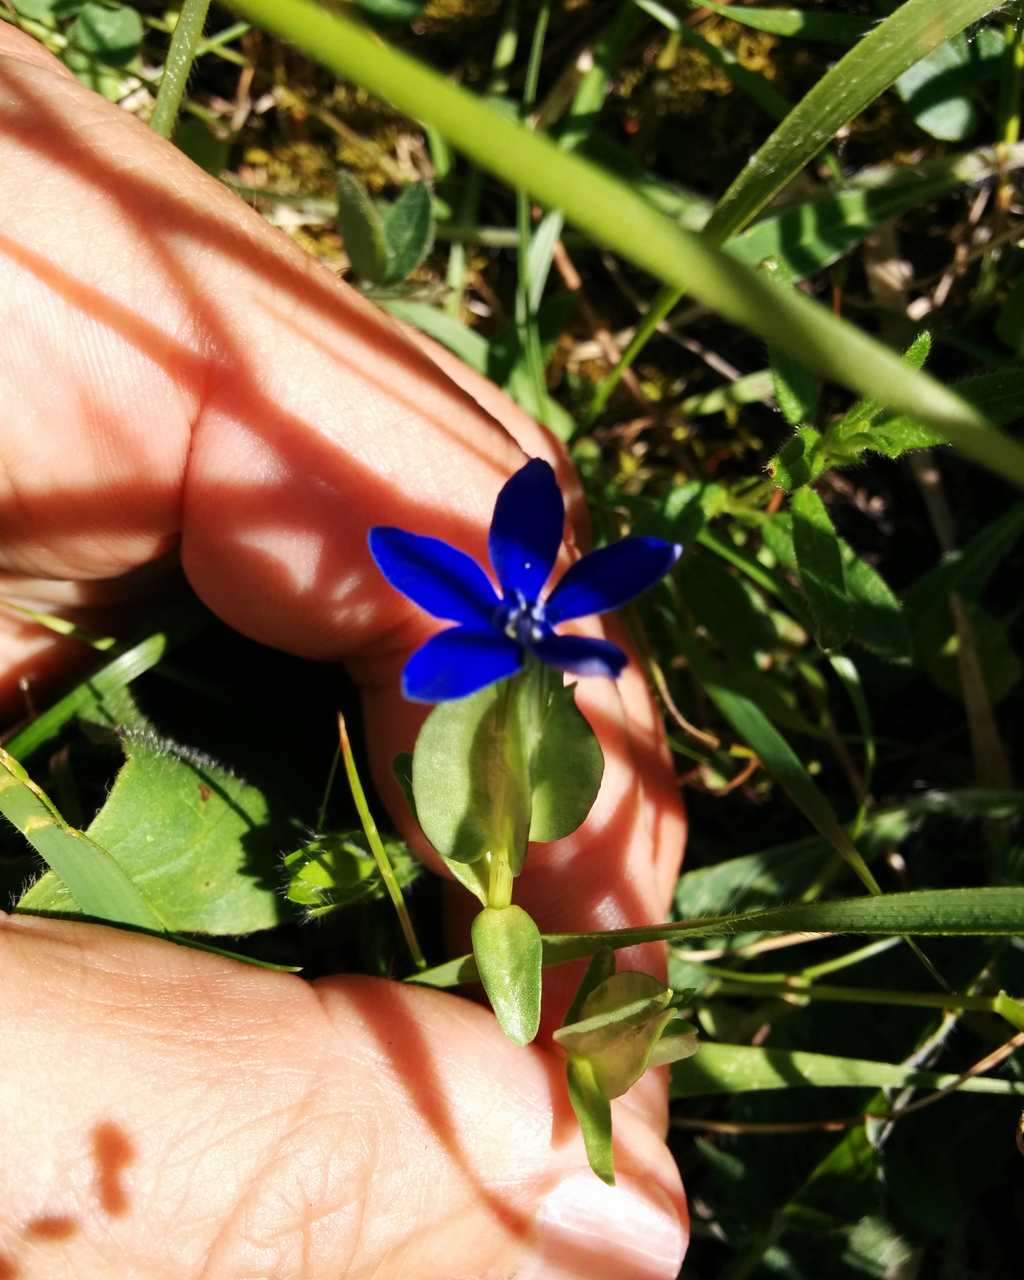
[198,784,211,802]
[25,1215,77,1241]
[91,1121,135,1216]
[0,1254,18,1279]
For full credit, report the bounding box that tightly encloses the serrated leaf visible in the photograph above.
[791,487,850,650]
[826,331,933,459]
[765,515,911,663]
[770,425,826,490]
[19,730,289,934]
[337,171,390,284]
[472,905,542,1045]
[283,830,419,917]
[670,1041,1024,1097]
[382,181,434,284]
[771,343,820,426]
[859,362,1024,463]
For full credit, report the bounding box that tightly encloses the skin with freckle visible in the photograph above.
[0,25,687,1279]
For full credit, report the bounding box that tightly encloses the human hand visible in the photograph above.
[0,25,687,1278]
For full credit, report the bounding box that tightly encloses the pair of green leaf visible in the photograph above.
[410,674,604,900]
[764,335,935,655]
[283,830,420,919]
[336,173,435,288]
[407,671,604,1044]
[556,950,698,1183]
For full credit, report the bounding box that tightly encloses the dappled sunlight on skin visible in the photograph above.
[0,27,688,1275]
[0,913,686,1278]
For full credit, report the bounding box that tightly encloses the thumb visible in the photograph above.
[0,912,687,1279]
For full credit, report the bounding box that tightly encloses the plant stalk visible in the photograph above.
[337,712,425,970]
[150,0,212,140]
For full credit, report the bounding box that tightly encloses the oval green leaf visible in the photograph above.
[471,905,542,1046]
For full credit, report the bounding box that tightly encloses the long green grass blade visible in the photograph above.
[6,602,210,760]
[705,0,1002,242]
[671,1041,1024,1097]
[410,887,1024,988]
[223,0,1024,485]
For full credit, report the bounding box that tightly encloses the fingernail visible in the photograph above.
[519,1171,685,1280]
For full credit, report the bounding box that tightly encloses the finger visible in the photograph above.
[0,45,684,1066]
[0,912,687,1280]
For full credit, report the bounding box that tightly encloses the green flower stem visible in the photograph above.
[483,672,531,909]
[337,712,425,970]
[487,854,514,911]
[150,0,212,140]
[222,0,1024,486]
[706,972,1024,1031]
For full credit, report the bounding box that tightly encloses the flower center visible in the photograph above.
[495,591,548,646]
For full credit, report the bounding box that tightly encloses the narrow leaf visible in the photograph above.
[686,1,873,44]
[671,1042,1024,1097]
[1,747,166,931]
[791,487,850,650]
[411,887,1024,989]
[705,0,1003,242]
[222,0,1024,487]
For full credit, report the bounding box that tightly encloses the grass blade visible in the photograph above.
[670,1041,1024,1097]
[410,887,1024,988]
[704,0,1002,242]
[0,746,167,931]
[222,0,1024,486]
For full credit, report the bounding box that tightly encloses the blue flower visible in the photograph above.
[369,458,681,702]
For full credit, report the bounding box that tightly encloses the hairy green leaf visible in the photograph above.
[20,730,289,934]
[791,487,850,650]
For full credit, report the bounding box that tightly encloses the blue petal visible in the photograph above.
[369,527,499,625]
[545,537,682,625]
[403,626,523,701]
[531,633,627,678]
[489,458,564,601]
